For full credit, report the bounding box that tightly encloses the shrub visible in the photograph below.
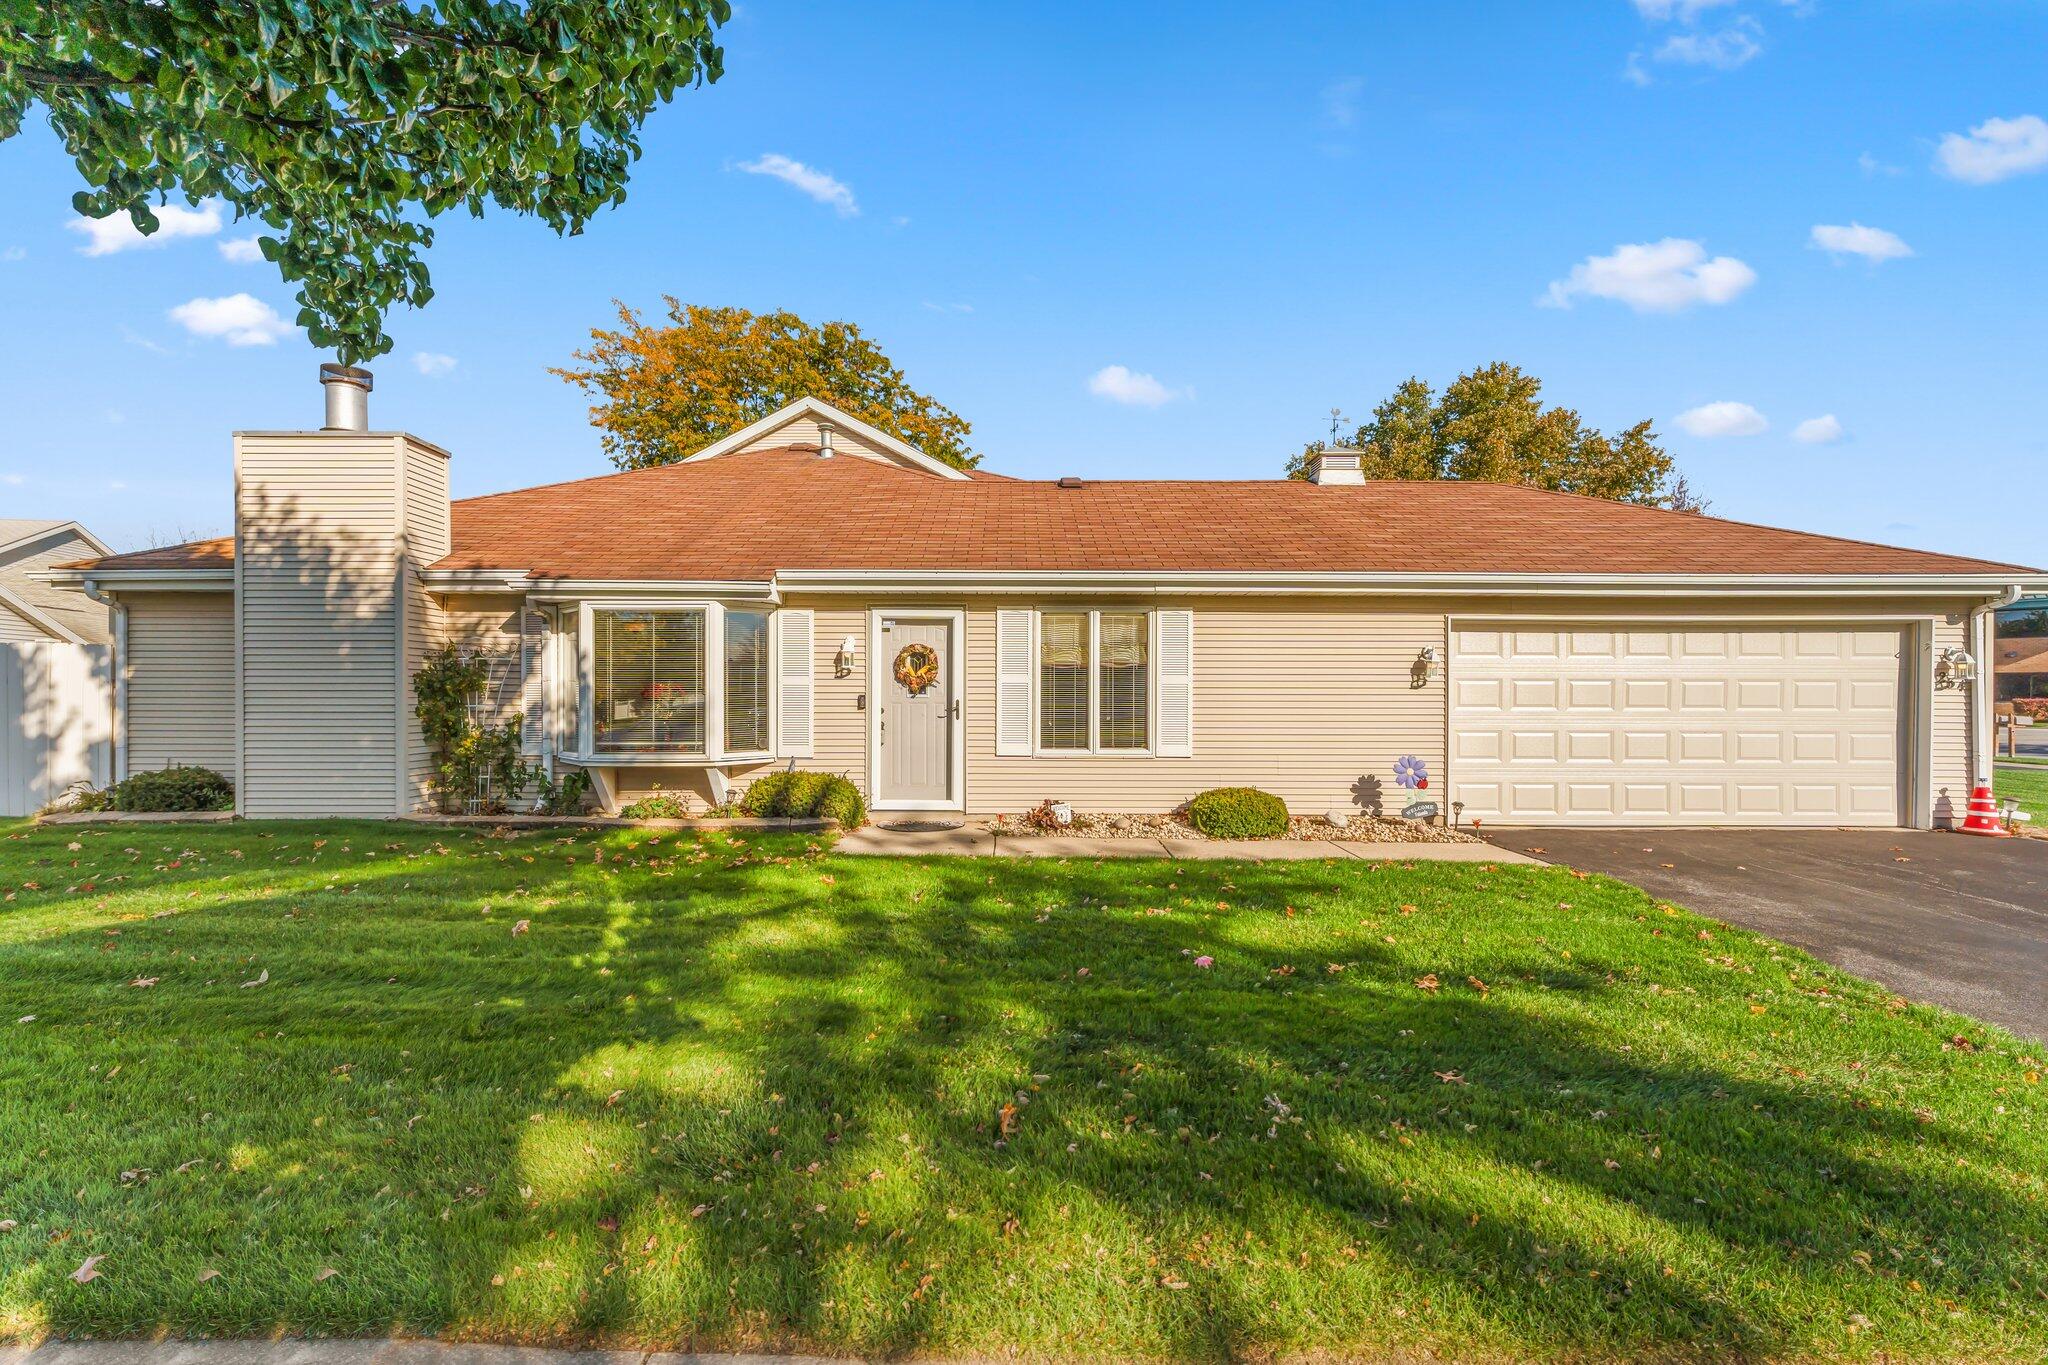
[85,765,236,813]
[2014,698,2048,722]
[1186,786,1288,839]
[619,788,692,820]
[742,770,866,827]
[532,768,594,816]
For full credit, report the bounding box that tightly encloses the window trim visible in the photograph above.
[1031,606,1154,757]
[573,599,778,765]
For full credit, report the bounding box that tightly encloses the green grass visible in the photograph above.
[2,820,2044,1361]
[1996,765,2048,816]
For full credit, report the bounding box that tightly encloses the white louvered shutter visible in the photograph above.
[776,608,815,758]
[996,609,1034,756]
[519,608,548,758]
[1153,610,1194,758]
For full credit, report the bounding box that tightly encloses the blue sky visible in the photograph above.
[1,1,2044,565]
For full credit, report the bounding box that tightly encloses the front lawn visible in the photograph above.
[2,821,2044,1360]
[1996,764,2048,818]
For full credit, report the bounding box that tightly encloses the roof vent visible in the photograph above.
[1306,448,1366,485]
[319,363,373,432]
[817,424,835,458]
[1057,476,1085,489]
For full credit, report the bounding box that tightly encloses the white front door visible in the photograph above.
[1451,624,1906,827]
[874,612,961,809]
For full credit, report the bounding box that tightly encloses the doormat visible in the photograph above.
[877,819,967,833]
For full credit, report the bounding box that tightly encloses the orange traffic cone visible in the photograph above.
[1960,783,2010,837]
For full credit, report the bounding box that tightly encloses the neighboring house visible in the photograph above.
[1995,597,2048,701]
[0,519,112,645]
[49,372,2046,827]
[0,519,114,815]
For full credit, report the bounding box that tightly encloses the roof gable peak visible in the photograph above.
[679,397,971,481]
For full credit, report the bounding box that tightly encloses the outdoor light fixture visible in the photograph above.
[1412,646,1441,689]
[1936,647,1976,689]
[836,634,859,677]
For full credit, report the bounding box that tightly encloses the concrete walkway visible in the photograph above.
[836,824,1539,863]
[1,1345,845,1365]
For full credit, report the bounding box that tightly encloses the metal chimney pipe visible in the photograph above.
[319,363,373,431]
[817,424,835,458]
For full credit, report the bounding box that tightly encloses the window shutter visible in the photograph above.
[776,608,815,758]
[519,608,548,759]
[1154,610,1194,757]
[996,609,1033,756]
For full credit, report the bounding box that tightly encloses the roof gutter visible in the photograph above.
[38,568,235,591]
[769,569,2048,598]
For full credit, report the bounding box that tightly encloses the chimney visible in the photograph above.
[320,362,373,432]
[1306,448,1366,485]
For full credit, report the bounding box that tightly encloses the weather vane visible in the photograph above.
[1329,407,1344,445]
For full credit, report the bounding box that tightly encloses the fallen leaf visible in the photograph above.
[1160,1274,1190,1290]
[314,1266,339,1282]
[240,968,268,989]
[1414,974,1440,992]
[1434,1070,1468,1085]
[129,976,158,988]
[71,1255,105,1283]
[197,1268,221,1283]
[512,920,530,936]
[1467,975,1490,995]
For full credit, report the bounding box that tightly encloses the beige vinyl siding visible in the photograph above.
[1930,613,1971,825]
[733,418,904,470]
[235,432,413,817]
[125,591,235,773]
[400,438,452,809]
[0,604,44,642]
[0,528,112,643]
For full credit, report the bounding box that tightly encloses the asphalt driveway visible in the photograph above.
[1478,827,2048,1040]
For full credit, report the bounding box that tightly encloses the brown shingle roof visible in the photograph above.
[74,445,2037,580]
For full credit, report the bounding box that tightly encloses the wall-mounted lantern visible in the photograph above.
[1935,647,1976,690]
[1411,646,1441,689]
[836,634,859,678]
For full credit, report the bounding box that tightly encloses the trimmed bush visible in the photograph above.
[742,770,866,828]
[1186,786,1288,839]
[77,765,236,814]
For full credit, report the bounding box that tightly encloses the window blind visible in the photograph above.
[592,609,705,754]
[1038,611,1090,750]
[1097,612,1149,749]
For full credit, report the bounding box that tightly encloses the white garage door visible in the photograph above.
[1451,625,1904,827]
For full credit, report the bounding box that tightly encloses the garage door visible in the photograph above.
[1450,625,1904,827]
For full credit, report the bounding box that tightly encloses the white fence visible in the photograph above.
[1,640,112,816]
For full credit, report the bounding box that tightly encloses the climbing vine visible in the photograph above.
[413,644,535,813]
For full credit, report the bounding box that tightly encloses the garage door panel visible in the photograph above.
[1453,624,1903,827]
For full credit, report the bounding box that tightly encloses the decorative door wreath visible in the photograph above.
[893,642,941,695]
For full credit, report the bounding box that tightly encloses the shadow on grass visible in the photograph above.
[1,827,2043,1359]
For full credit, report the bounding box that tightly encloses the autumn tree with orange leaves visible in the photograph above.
[555,300,979,470]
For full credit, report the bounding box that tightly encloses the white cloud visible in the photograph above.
[1542,238,1757,312]
[1321,76,1365,128]
[1935,114,2048,185]
[1655,20,1761,69]
[1631,0,1739,18]
[218,236,264,263]
[412,351,458,377]
[1792,414,1844,444]
[1857,151,1902,177]
[68,200,224,256]
[1809,222,1912,263]
[1675,401,1769,437]
[1087,364,1180,408]
[920,301,974,314]
[1623,52,1654,87]
[1,246,24,263]
[736,154,858,217]
[0,473,23,486]
[168,293,294,347]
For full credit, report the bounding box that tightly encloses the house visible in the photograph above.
[1,519,112,645]
[1995,598,2048,702]
[1,518,114,815]
[48,367,2045,827]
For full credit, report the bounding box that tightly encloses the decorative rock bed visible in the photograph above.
[986,810,1479,844]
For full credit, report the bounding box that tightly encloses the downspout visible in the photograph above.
[79,577,126,784]
[1970,584,2025,785]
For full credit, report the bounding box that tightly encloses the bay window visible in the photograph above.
[1038,609,1150,753]
[582,603,777,761]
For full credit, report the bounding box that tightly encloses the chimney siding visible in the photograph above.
[232,430,451,817]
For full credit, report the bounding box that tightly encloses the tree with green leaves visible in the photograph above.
[1287,362,1688,507]
[1,1,730,363]
[556,300,981,471]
